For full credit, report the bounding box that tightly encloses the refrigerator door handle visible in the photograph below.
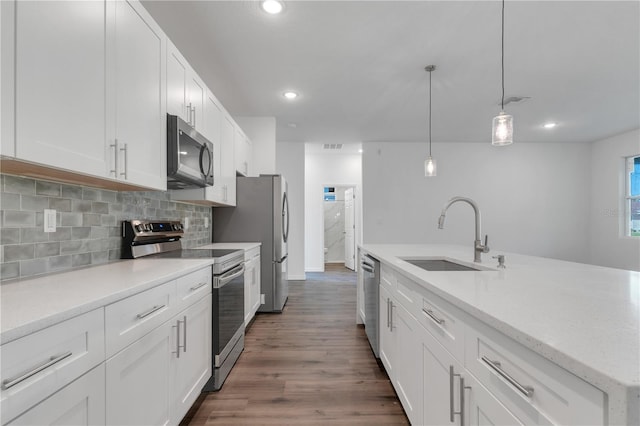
[282,192,289,243]
[274,255,288,264]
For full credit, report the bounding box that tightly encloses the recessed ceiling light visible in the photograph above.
[283,91,298,100]
[543,122,557,129]
[261,0,283,14]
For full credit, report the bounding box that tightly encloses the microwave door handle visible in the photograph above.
[200,144,212,178]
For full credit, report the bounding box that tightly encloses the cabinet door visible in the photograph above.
[187,73,205,132]
[173,297,212,424]
[203,91,225,202]
[393,301,422,425]
[422,323,460,426]
[108,0,166,190]
[250,255,262,316]
[221,115,237,206]
[466,373,524,426]
[8,365,105,426]
[166,40,188,121]
[14,0,108,177]
[105,321,174,426]
[379,286,395,378]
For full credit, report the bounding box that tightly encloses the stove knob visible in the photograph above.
[135,224,142,232]
[172,224,178,231]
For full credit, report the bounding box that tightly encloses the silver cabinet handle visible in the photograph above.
[422,308,445,325]
[136,304,165,320]
[110,139,119,177]
[119,143,128,179]
[2,351,73,390]
[481,356,534,397]
[182,315,187,353]
[386,298,391,329]
[449,366,470,426]
[189,282,208,292]
[186,103,193,125]
[173,319,181,358]
[389,301,395,330]
[192,106,196,128]
[223,184,228,201]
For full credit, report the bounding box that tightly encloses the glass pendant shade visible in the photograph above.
[425,156,437,177]
[492,111,513,146]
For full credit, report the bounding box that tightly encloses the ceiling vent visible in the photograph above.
[323,144,343,150]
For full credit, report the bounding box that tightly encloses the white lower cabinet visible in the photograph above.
[244,247,261,327]
[7,365,106,426]
[375,264,604,426]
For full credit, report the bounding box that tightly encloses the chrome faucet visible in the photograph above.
[437,196,489,263]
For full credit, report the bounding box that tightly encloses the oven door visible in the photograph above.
[212,263,245,366]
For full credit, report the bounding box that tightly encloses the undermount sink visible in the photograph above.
[400,258,485,272]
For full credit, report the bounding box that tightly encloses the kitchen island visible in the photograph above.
[359,244,639,425]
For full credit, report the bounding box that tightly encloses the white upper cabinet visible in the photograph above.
[107,0,166,191]
[13,0,108,176]
[234,126,252,177]
[187,73,205,133]
[166,40,188,121]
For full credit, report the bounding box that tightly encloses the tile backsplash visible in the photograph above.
[0,174,212,281]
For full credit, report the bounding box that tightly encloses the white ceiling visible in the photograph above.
[142,0,640,145]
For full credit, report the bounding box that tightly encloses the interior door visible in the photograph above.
[344,188,355,270]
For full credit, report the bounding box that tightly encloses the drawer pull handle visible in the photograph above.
[481,356,534,398]
[2,351,73,390]
[422,308,445,325]
[136,304,165,320]
[189,282,208,292]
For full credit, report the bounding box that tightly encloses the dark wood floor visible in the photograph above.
[185,264,409,425]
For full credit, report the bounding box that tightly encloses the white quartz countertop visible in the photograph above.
[361,244,640,419]
[198,242,261,251]
[0,258,215,345]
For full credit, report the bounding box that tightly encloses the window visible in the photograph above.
[626,155,640,237]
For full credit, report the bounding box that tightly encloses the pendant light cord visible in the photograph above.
[501,0,505,111]
[428,69,432,157]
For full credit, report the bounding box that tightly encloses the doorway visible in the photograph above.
[323,185,356,271]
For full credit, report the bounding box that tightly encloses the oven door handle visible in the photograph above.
[215,264,245,288]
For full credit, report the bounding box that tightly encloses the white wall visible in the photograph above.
[276,141,305,280]
[235,116,276,175]
[362,141,592,263]
[590,129,640,271]
[305,150,362,272]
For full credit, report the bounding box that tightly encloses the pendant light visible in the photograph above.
[424,65,437,177]
[492,0,513,146]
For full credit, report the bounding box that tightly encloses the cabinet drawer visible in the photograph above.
[245,246,260,260]
[0,309,105,425]
[417,289,465,362]
[176,267,212,312]
[394,272,420,314]
[380,265,396,291]
[105,281,176,358]
[465,325,605,425]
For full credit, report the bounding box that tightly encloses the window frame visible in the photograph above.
[625,155,640,237]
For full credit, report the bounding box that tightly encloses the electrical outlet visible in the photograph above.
[44,209,56,232]
[260,294,265,304]
[204,217,209,229]
[183,217,189,230]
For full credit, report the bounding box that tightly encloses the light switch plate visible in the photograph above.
[204,217,209,228]
[44,209,56,232]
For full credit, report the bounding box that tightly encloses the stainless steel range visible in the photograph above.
[121,219,245,391]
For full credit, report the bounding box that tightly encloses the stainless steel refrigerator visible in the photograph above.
[213,175,289,312]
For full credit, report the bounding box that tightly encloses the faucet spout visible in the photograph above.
[437,196,489,262]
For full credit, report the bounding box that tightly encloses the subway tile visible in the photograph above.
[72,199,92,213]
[1,262,20,280]
[35,211,44,227]
[92,201,109,214]
[61,212,83,227]
[71,227,91,239]
[91,227,109,239]
[2,211,35,227]
[0,193,21,210]
[1,228,20,244]
[21,194,49,211]
[61,184,83,200]
[82,213,101,226]
[60,240,83,255]
[48,255,71,271]
[108,249,121,260]
[3,175,35,195]
[91,251,108,264]
[108,226,121,238]
[101,215,116,226]
[71,253,91,267]
[35,181,61,197]
[100,190,117,203]
[4,244,35,261]
[20,258,48,277]
[20,228,49,243]
[49,198,72,212]
[35,242,60,258]
[82,188,100,201]
[48,227,71,241]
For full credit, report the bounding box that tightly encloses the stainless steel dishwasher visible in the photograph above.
[361,254,380,358]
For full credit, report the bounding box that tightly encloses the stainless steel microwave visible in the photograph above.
[167,114,214,189]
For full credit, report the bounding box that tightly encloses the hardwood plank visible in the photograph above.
[183,266,409,425]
